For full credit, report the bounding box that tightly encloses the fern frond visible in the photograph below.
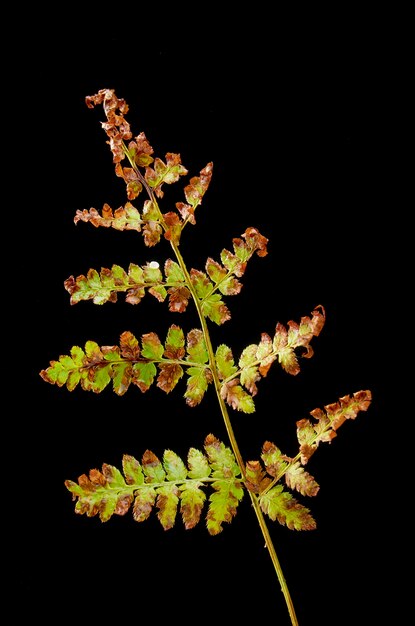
[65,435,243,534]
[144,153,188,199]
[84,89,213,248]
[246,446,317,530]
[188,227,269,325]
[178,162,213,220]
[242,389,372,530]
[212,306,326,413]
[39,326,212,400]
[296,389,372,464]
[74,201,143,231]
[64,261,167,305]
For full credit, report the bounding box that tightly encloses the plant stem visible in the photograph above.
[171,239,299,626]
[123,149,299,624]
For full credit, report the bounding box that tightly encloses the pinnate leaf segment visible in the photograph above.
[40,88,372,626]
[66,389,371,534]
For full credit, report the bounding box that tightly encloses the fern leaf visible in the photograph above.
[64,257,188,310]
[260,441,319,497]
[204,434,244,533]
[245,460,272,493]
[184,367,212,406]
[259,485,316,531]
[220,380,256,413]
[156,485,181,530]
[296,389,372,464]
[208,308,325,412]
[179,482,207,529]
[65,463,132,523]
[133,486,157,522]
[238,306,326,386]
[65,435,243,534]
[206,480,244,535]
[273,305,326,375]
[145,153,188,199]
[74,202,143,231]
[285,462,320,497]
[178,161,213,213]
[187,447,211,478]
[261,441,289,477]
[183,329,212,406]
[215,344,255,413]
[64,262,167,305]
[215,344,238,379]
[40,326,213,400]
[202,294,231,325]
[186,228,269,325]
[126,131,154,167]
[164,259,191,312]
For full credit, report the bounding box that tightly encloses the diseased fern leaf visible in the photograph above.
[243,389,372,529]
[296,389,372,464]
[65,257,191,313]
[179,162,213,217]
[40,326,212,402]
[145,153,188,199]
[259,485,316,531]
[84,89,212,246]
[214,306,325,413]
[64,261,167,305]
[65,435,243,534]
[189,227,269,325]
[74,202,143,231]
[246,443,320,529]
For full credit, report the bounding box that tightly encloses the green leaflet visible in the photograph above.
[65,435,243,535]
[206,480,244,535]
[184,367,211,406]
[259,485,316,531]
[201,294,231,325]
[215,345,238,379]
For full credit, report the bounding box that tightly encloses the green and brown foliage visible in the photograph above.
[40,88,372,626]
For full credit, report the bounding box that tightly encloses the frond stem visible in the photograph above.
[122,144,298,625]
[171,240,299,626]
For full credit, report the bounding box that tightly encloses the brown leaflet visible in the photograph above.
[240,227,269,257]
[86,88,132,164]
[163,212,182,244]
[123,332,141,360]
[245,460,272,493]
[176,201,196,224]
[157,364,184,393]
[167,286,191,312]
[184,162,213,207]
[128,132,154,167]
[143,221,162,247]
[74,206,112,228]
[297,390,372,464]
[115,164,143,200]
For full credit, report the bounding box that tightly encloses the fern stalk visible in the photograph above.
[127,149,299,624]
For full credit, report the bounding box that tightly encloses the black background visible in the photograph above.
[14,12,400,625]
